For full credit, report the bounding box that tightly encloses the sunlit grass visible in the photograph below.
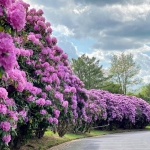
[21,129,109,150]
[145,125,150,130]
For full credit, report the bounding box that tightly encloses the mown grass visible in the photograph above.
[145,125,150,130]
[20,130,110,150]
[20,126,150,150]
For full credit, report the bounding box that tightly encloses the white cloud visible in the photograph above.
[143,75,150,83]
[52,25,74,36]
[73,6,89,14]
[106,4,150,22]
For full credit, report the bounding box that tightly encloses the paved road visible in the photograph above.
[61,131,150,150]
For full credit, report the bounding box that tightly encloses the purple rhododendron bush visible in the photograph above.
[89,90,150,130]
[0,0,150,150]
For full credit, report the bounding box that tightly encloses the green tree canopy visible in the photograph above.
[71,54,108,89]
[136,83,150,103]
[101,81,123,94]
[109,53,141,95]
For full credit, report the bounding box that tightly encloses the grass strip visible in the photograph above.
[20,126,150,150]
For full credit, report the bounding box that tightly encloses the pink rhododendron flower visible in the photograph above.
[25,82,42,95]
[47,117,53,123]
[45,100,52,106]
[8,69,27,92]
[2,134,11,145]
[39,16,45,22]
[8,110,18,121]
[27,15,32,21]
[33,15,38,21]
[0,32,17,71]
[64,88,70,93]
[47,27,52,34]
[40,109,47,115]
[45,35,52,45]
[29,8,36,15]
[62,101,68,108]
[0,0,12,7]
[19,110,27,118]
[0,87,8,99]
[35,34,42,39]
[0,52,17,71]
[71,87,76,93]
[53,109,60,118]
[17,0,30,9]
[41,92,47,99]
[61,53,68,60]
[34,24,40,31]
[41,47,50,55]
[53,46,63,55]
[37,9,44,15]
[26,96,35,102]
[54,56,60,62]
[20,48,31,57]
[54,92,63,102]
[46,22,51,27]
[51,37,57,45]
[53,118,58,124]
[37,20,46,29]
[42,62,49,68]
[28,34,40,44]
[47,66,55,72]
[0,121,11,131]
[5,98,15,106]
[36,98,45,106]
[7,1,26,31]
[45,85,52,91]
[0,104,7,114]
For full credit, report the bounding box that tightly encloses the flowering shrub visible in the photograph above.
[88,90,150,130]
[22,7,87,138]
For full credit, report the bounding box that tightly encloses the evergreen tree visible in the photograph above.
[71,54,108,89]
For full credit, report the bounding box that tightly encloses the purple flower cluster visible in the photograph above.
[0,32,17,72]
[7,1,27,31]
[85,90,150,128]
[2,134,11,145]
[0,88,19,146]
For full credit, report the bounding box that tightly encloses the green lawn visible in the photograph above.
[145,125,150,130]
[20,130,110,150]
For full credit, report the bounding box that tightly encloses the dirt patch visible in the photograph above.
[20,136,55,150]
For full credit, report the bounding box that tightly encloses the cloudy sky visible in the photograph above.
[24,0,150,88]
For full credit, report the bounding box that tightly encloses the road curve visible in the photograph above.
[61,131,150,150]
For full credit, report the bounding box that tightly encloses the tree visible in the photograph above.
[110,53,141,95]
[71,54,108,89]
[136,83,150,103]
[101,81,123,94]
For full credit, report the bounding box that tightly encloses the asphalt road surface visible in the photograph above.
[62,131,150,150]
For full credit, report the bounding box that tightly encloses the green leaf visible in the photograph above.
[11,129,17,136]
[0,66,5,78]
[0,130,3,135]
[0,26,4,32]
